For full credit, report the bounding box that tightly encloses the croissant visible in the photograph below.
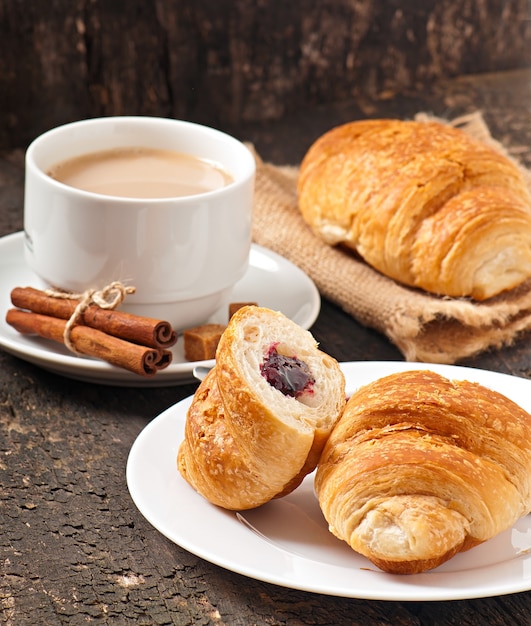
[297,119,531,300]
[315,369,531,574]
[177,306,346,510]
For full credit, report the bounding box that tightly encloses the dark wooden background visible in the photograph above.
[1,0,530,151]
[2,2,531,624]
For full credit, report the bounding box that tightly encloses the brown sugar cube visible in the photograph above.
[183,324,227,361]
[229,302,258,318]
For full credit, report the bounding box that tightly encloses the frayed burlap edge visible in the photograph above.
[250,111,531,363]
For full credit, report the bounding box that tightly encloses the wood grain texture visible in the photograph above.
[1,0,530,149]
[2,27,531,625]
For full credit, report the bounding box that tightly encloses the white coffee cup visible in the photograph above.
[23,116,255,330]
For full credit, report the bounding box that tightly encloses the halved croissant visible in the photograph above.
[177,306,345,510]
[297,119,531,300]
[315,370,531,574]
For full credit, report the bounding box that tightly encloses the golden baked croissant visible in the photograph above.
[177,306,346,510]
[315,369,531,574]
[297,119,531,300]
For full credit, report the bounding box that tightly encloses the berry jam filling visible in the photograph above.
[260,343,315,398]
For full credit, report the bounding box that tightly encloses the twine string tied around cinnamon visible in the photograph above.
[44,281,136,354]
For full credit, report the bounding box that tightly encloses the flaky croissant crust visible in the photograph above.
[298,119,531,300]
[315,370,531,574]
[178,306,346,510]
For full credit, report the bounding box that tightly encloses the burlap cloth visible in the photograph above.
[250,111,531,363]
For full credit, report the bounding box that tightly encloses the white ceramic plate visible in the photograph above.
[127,361,531,601]
[0,231,320,386]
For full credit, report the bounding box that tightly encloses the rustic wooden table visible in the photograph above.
[1,70,531,625]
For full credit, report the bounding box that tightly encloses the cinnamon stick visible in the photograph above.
[10,286,177,349]
[6,308,171,377]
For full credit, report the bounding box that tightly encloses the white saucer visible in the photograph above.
[127,361,531,601]
[0,231,320,386]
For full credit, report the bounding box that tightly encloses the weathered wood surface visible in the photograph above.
[1,0,530,150]
[2,68,531,624]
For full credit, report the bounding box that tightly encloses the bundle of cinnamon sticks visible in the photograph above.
[6,286,177,377]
